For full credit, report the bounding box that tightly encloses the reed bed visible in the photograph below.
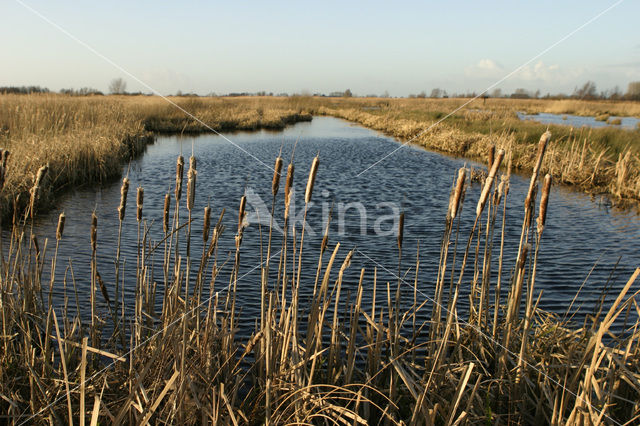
[302,98,640,204]
[0,94,312,222]
[1,131,639,425]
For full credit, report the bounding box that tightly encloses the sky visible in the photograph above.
[1,0,639,97]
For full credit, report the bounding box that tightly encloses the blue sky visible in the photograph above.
[1,0,639,96]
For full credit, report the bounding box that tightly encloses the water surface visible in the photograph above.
[518,111,640,130]
[31,117,640,335]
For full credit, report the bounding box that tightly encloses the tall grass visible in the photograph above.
[1,133,639,424]
[0,94,312,222]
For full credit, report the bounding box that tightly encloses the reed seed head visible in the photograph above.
[118,177,129,221]
[203,205,211,242]
[305,156,319,204]
[175,155,184,201]
[56,212,65,241]
[163,193,170,233]
[136,187,144,222]
[187,156,197,212]
[450,168,466,221]
[272,156,283,196]
[90,212,98,252]
[476,149,505,218]
[537,174,552,235]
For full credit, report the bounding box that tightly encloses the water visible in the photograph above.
[517,111,640,130]
[29,117,640,336]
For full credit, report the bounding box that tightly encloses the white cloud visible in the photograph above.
[515,61,562,82]
[465,59,503,77]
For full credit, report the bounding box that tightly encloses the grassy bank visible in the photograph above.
[0,94,311,222]
[1,143,639,424]
[2,94,640,224]
[296,97,640,204]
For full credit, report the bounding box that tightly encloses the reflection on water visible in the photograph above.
[517,111,640,130]
[29,117,640,336]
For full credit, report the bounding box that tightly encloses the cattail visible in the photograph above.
[118,178,129,221]
[525,131,551,212]
[524,184,537,229]
[0,149,7,191]
[488,145,495,171]
[163,193,170,233]
[272,156,283,196]
[1,149,9,168]
[495,177,505,207]
[305,156,319,204]
[238,195,246,233]
[175,155,184,201]
[29,164,49,217]
[32,235,40,258]
[476,149,505,218]
[136,187,144,222]
[90,212,98,252]
[187,156,197,212]
[537,174,552,235]
[34,164,48,187]
[450,168,466,221]
[56,212,65,241]
[397,212,405,251]
[321,233,328,254]
[203,205,211,242]
[284,163,294,219]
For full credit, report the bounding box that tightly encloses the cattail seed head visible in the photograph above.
[203,205,211,242]
[272,156,283,196]
[524,184,537,229]
[187,156,197,212]
[495,177,505,206]
[397,212,405,251]
[34,164,48,188]
[525,131,551,212]
[488,145,495,171]
[118,177,129,221]
[476,149,505,218]
[32,235,40,258]
[537,174,552,235]
[1,149,9,168]
[321,234,328,254]
[90,212,98,252]
[175,155,184,201]
[238,195,247,233]
[284,163,294,219]
[56,212,65,241]
[29,164,49,218]
[163,193,170,233]
[305,156,319,204]
[518,243,530,270]
[450,168,466,221]
[136,187,144,222]
[0,149,7,191]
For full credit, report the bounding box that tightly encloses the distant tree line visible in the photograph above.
[0,86,50,94]
[3,80,640,101]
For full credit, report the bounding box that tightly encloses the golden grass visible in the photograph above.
[0,94,312,221]
[1,93,639,225]
[1,140,639,424]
